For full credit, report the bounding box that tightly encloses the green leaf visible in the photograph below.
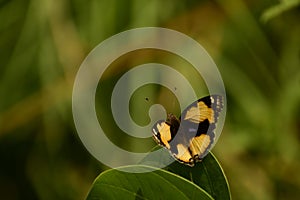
[86,165,213,200]
[166,152,231,200]
[139,146,231,199]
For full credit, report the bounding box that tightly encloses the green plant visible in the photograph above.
[86,152,231,200]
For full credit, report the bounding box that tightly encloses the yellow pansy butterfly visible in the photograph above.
[152,95,224,167]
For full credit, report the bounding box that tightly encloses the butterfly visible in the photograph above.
[152,95,224,167]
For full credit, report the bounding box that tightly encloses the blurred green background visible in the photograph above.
[0,0,300,199]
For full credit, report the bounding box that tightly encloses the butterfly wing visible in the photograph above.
[180,95,223,125]
[179,95,224,161]
[152,114,195,166]
[152,120,172,149]
[152,113,180,149]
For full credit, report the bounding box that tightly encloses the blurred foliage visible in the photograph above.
[0,0,299,199]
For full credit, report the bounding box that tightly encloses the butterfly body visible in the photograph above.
[152,95,224,167]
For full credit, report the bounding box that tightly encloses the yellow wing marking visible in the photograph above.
[184,101,214,123]
[189,134,211,158]
[156,122,171,149]
[174,144,193,164]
